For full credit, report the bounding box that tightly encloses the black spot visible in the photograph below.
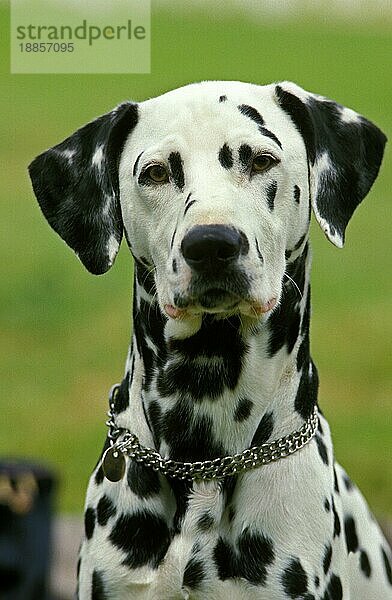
[239,144,252,168]
[266,180,278,211]
[92,569,106,600]
[269,250,307,360]
[77,556,81,578]
[170,227,177,249]
[360,549,371,578]
[281,558,308,598]
[184,199,196,216]
[316,434,329,465]
[318,418,324,435]
[197,511,214,531]
[287,235,307,264]
[286,242,307,293]
[294,361,319,420]
[296,335,309,372]
[133,296,166,391]
[332,499,341,539]
[323,573,343,600]
[323,544,332,574]
[134,257,156,296]
[334,468,340,494]
[96,495,116,526]
[94,464,105,485]
[84,507,95,540]
[343,474,354,491]
[183,558,205,590]
[113,373,130,413]
[301,290,311,337]
[134,335,155,393]
[219,95,227,102]
[275,86,316,165]
[255,238,263,262]
[324,498,330,512]
[238,104,282,148]
[214,529,274,586]
[234,397,253,422]
[294,184,301,203]
[168,151,185,191]
[315,575,320,587]
[139,255,150,266]
[218,143,234,169]
[109,510,170,569]
[213,537,237,580]
[238,104,265,127]
[381,547,392,585]
[133,151,143,176]
[260,127,283,149]
[294,233,306,252]
[268,302,301,358]
[172,258,177,273]
[222,475,237,505]
[169,478,192,534]
[237,529,275,586]
[252,411,274,445]
[161,399,224,462]
[344,515,359,553]
[127,460,161,498]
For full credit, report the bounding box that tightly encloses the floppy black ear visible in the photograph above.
[29,102,138,274]
[274,82,386,247]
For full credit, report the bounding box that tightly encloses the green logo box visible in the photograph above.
[11,0,150,73]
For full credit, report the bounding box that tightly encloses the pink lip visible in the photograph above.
[250,297,277,315]
[164,304,186,319]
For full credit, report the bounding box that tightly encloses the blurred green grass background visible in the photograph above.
[1,3,391,514]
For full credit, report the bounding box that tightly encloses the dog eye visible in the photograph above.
[145,164,169,183]
[251,154,277,174]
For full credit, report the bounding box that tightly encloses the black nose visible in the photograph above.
[181,225,243,272]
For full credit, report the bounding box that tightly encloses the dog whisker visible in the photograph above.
[283,272,303,300]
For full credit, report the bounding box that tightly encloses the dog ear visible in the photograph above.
[274,82,386,247]
[29,102,138,274]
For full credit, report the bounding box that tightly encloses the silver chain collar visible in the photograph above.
[102,384,319,483]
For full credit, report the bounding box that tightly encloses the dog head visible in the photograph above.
[29,81,386,321]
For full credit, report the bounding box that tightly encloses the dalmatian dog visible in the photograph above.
[29,80,391,599]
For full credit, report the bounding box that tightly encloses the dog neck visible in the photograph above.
[115,240,317,463]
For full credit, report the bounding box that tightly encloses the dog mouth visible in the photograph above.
[165,286,276,319]
[164,269,277,319]
[177,287,239,310]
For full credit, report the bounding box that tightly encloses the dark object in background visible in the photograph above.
[0,460,56,600]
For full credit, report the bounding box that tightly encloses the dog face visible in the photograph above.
[29,81,386,321]
[119,82,310,319]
